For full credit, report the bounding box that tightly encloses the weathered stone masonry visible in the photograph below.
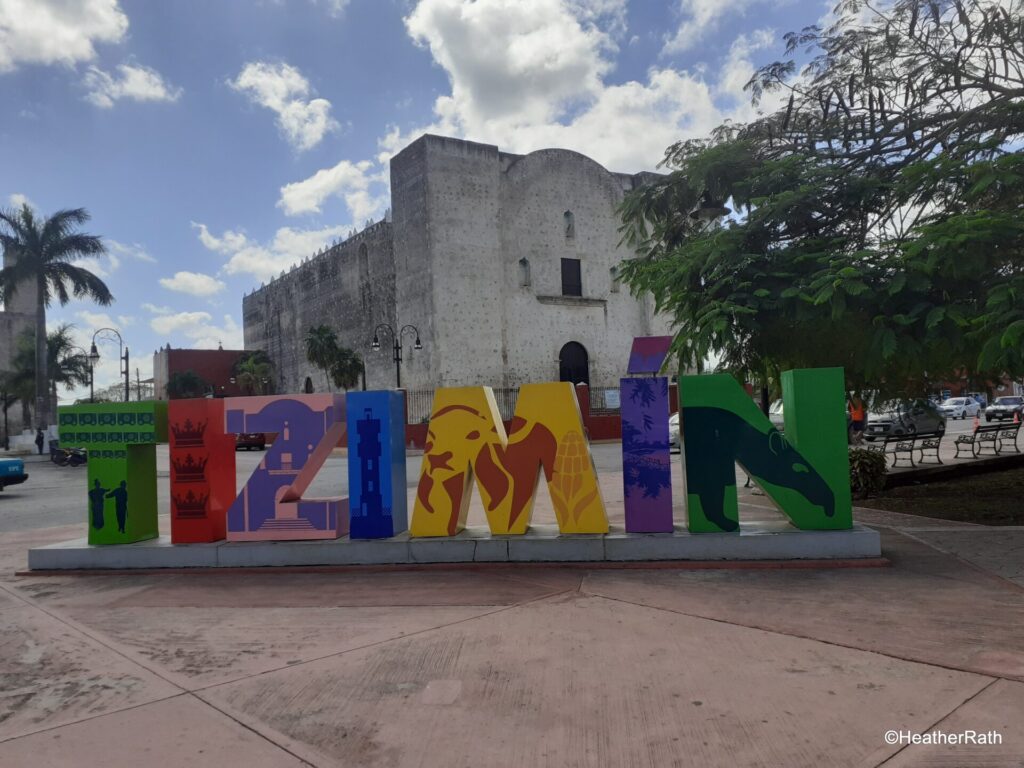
[243,134,670,394]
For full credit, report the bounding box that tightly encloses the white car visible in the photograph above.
[937,397,980,420]
[668,412,680,453]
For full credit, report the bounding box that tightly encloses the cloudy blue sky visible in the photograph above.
[1,0,824,396]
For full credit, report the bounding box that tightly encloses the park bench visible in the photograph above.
[864,432,921,468]
[954,421,1022,458]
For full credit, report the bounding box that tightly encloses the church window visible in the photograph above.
[610,265,621,293]
[518,257,531,287]
[561,258,582,297]
[564,210,575,239]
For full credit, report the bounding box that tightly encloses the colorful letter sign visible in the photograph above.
[58,402,168,545]
[621,377,673,533]
[224,394,348,541]
[347,391,408,538]
[411,382,607,536]
[169,399,236,544]
[679,368,852,532]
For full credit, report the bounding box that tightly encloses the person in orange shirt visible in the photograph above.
[848,394,866,445]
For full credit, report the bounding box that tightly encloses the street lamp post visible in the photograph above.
[89,327,129,402]
[69,345,95,402]
[371,324,422,389]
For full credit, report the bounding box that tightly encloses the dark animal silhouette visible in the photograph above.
[682,406,835,532]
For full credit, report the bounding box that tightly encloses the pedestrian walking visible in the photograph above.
[848,394,866,445]
[34,428,44,455]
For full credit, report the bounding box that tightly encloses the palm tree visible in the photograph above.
[234,351,275,395]
[7,325,92,406]
[0,205,112,428]
[330,346,363,391]
[305,325,339,391]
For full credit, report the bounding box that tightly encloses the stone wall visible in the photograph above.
[242,221,396,394]
[243,133,671,396]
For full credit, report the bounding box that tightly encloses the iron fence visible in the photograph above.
[403,388,522,423]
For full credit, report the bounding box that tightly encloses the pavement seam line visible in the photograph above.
[870,677,1001,767]
[0,692,190,747]
[189,587,577,694]
[891,528,1024,595]
[586,591,1013,684]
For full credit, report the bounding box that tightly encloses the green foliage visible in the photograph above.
[304,325,363,391]
[166,370,209,400]
[0,204,111,427]
[848,448,888,499]
[6,324,91,403]
[233,350,275,395]
[619,0,1024,398]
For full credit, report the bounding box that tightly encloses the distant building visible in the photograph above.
[152,345,249,400]
[243,134,671,396]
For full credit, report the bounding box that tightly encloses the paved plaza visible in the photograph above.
[0,442,1022,767]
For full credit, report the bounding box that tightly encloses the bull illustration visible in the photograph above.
[682,406,836,532]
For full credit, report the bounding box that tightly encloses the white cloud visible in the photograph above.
[142,302,174,315]
[159,271,227,297]
[277,159,387,218]
[83,63,182,108]
[405,0,613,132]
[662,0,730,55]
[192,222,351,282]
[0,0,128,73]
[370,0,785,173]
[148,309,243,350]
[7,192,34,209]
[229,61,338,151]
[107,239,157,264]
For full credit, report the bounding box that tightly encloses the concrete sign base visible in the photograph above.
[27,522,881,570]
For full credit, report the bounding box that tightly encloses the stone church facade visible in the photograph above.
[243,134,671,395]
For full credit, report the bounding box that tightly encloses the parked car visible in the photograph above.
[236,432,267,451]
[668,412,680,453]
[0,457,29,490]
[984,395,1024,422]
[937,397,980,420]
[865,399,946,440]
[967,392,988,409]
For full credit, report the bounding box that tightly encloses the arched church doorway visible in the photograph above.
[558,342,590,386]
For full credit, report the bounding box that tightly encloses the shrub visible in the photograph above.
[849,448,887,499]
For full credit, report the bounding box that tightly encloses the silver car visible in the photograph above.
[668,412,680,453]
[865,399,946,440]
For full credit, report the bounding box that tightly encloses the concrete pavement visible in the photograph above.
[1,442,1023,766]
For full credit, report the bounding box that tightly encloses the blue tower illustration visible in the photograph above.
[357,408,384,518]
[347,391,406,538]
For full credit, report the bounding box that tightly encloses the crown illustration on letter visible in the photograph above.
[171,419,207,447]
[172,453,208,482]
[173,490,208,517]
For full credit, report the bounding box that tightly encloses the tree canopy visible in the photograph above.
[304,325,363,391]
[6,324,92,405]
[619,0,1024,399]
[0,205,111,426]
[166,370,210,400]
[233,350,275,395]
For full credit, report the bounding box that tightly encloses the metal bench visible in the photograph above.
[954,423,1009,458]
[997,422,1022,453]
[865,432,920,467]
[914,431,944,464]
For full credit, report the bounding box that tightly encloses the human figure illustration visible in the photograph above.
[106,480,129,533]
[88,479,108,529]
